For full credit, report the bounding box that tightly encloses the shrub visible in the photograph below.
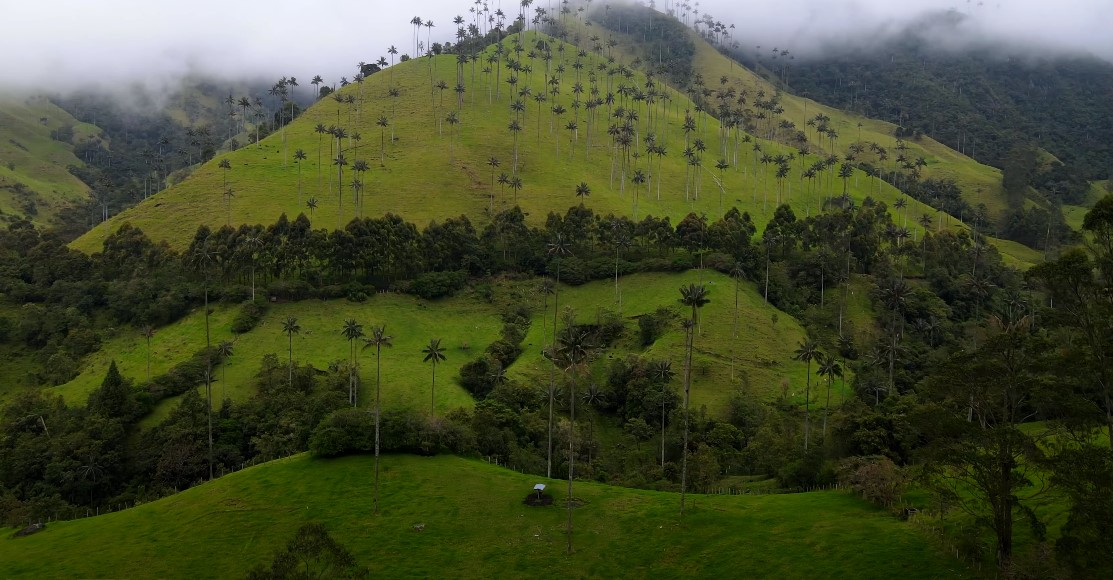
[230,299,269,334]
[309,408,474,458]
[409,270,467,299]
[835,456,909,507]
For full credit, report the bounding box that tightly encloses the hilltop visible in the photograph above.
[0,453,972,579]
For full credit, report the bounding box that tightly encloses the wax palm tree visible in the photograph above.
[678,283,709,517]
[545,234,571,478]
[445,111,460,161]
[187,241,218,480]
[793,339,821,450]
[293,149,307,205]
[217,340,234,401]
[362,325,393,514]
[306,197,318,223]
[487,156,501,212]
[376,116,389,165]
[422,339,447,416]
[649,359,674,468]
[817,353,843,439]
[341,319,364,406]
[282,316,300,385]
[141,325,156,382]
[333,153,348,226]
[557,311,592,555]
[509,176,523,203]
[508,119,523,174]
[631,169,646,219]
[575,181,591,203]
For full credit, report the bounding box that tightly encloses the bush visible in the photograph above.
[230,299,269,334]
[409,270,467,299]
[309,408,475,457]
[459,355,498,398]
[548,256,587,285]
[835,456,909,507]
[268,280,311,301]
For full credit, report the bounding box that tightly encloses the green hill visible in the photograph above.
[0,453,972,579]
[29,270,815,426]
[70,30,1033,266]
[0,96,95,225]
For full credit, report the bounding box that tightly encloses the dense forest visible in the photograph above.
[764,12,1113,185]
[3,190,1113,573]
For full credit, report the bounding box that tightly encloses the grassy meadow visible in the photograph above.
[0,453,973,579]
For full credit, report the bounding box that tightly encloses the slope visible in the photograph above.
[40,271,813,425]
[71,31,1003,267]
[0,453,973,579]
[0,96,95,225]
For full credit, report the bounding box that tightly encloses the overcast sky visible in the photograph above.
[2,0,1110,95]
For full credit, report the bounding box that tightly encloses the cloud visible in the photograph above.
[677,0,1113,61]
[2,0,1110,97]
[0,0,465,94]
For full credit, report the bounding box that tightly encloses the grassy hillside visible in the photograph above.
[0,453,973,579]
[34,271,816,425]
[510,269,819,413]
[72,31,1012,266]
[42,290,504,426]
[0,96,94,224]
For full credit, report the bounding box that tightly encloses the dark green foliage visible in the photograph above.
[309,408,473,458]
[1052,447,1113,579]
[245,523,367,580]
[87,362,142,422]
[783,18,1113,181]
[408,270,467,299]
[230,299,270,334]
[593,4,696,89]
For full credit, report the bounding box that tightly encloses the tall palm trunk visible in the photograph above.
[804,359,812,450]
[547,264,561,479]
[566,370,576,555]
[374,348,383,514]
[680,319,693,517]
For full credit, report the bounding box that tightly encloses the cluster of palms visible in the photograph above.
[792,340,845,451]
[280,315,445,513]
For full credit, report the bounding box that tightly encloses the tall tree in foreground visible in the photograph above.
[187,239,218,481]
[545,234,571,478]
[422,338,447,416]
[649,359,674,469]
[922,315,1053,570]
[557,307,592,555]
[793,339,820,450]
[678,283,709,517]
[362,325,393,514]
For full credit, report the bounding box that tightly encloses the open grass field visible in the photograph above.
[43,291,505,427]
[33,270,827,426]
[510,269,826,414]
[71,31,1032,268]
[0,453,973,579]
[0,96,94,224]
